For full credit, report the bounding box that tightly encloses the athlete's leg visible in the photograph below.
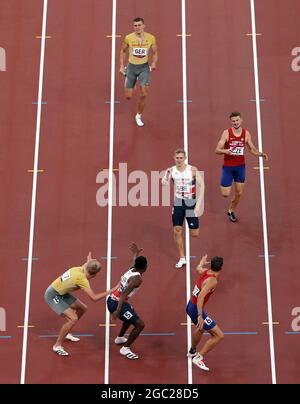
[174,226,185,258]
[198,325,224,356]
[125,88,134,100]
[123,318,145,348]
[228,182,245,212]
[220,185,231,198]
[137,85,148,115]
[55,308,79,347]
[191,327,204,350]
[190,229,199,237]
[118,321,131,338]
[70,299,87,320]
[220,166,233,198]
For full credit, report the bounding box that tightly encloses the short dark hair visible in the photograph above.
[230,111,241,119]
[134,256,147,271]
[210,256,223,272]
[87,260,102,275]
[133,17,144,24]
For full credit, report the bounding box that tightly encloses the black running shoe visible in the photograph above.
[187,348,197,358]
[227,211,237,223]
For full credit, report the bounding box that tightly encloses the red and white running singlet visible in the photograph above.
[223,128,246,167]
[190,270,217,307]
[110,268,141,301]
[171,164,196,200]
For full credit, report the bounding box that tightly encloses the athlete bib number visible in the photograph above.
[61,270,71,282]
[132,47,148,57]
[176,184,191,194]
[192,285,200,298]
[230,146,244,156]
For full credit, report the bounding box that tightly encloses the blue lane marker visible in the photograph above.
[284,332,300,335]
[249,99,266,102]
[203,332,258,335]
[190,256,197,260]
[39,333,94,338]
[177,100,192,103]
[0,336,12,339]
[21,258,39,261]
[105,101,120,104]
[32,102,48,104]
[258,254,275,258]
[125,332,176,337]
[223,332,258,335]
[101,256,118,260]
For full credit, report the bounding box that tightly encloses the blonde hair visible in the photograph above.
[87,260,102,274]
[174,148,186,156]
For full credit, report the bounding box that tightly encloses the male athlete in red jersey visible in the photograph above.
[107,242,147,360]
[215,112,268,222]
[186,254,224,371]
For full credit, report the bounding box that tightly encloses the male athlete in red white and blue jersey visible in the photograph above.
[186,255,224,372]
[215,112,268,222]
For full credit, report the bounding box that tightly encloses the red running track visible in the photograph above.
[0,0,299,384]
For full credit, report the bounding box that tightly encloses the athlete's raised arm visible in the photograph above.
[196,254,210,275]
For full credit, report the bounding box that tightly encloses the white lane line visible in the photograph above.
[250,0,277,384]
[181,0,193,385]
[20,0,48,385]
[104,0,117,385]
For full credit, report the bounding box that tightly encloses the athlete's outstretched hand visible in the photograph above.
[199,254,210,267]
[130,242,143,256]
[86,252,93,262]
[196,315,204,330]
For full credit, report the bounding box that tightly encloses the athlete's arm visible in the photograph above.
[120,41,129,74]
[112,276,142,319]
[196,254,210,275]
[246,131,268,160]
[161,167,172,185]
[82,251,95,267]
[215,131,231,155]
[193,167,205,216]
[129,242,143,268]
[150,43,158,70]
[196,278,217,330]
[83,283,119,302]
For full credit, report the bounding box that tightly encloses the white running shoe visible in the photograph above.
[53,345,69,356]
[175,257,186,269]
[65,333,80,342]
[120,346,139,360]
[114,336,128,345]
[192,354,209,371]
[135,113,144,127]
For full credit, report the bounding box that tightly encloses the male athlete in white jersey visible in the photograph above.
[107,242,147,360]
[162,149,205,269]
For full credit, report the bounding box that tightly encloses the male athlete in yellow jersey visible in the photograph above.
[120,17,158,127]
[44,252,117,356]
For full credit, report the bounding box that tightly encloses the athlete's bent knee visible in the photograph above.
[174,227,182,235]
[191,230,199,237]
